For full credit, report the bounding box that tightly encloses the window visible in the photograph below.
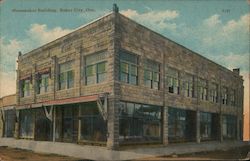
[210,83,218,103]
[37,73,50,94]
[168,107,196,142]
[222,115,237,139]
[4,109,16,137]
[19,109,35,138]
[119,51,138,85]
[79,102,107,142]
[231,89,236,106]
[198,78,208,100]
[119,102,161,143]
[144,59,160,89]
[183,73,194,97]
[221,87,228,105]
[58,61,74,90]
[200,112,212,140]
[166,67,179,94]
[20,79,31,97]
[85,51,108,85]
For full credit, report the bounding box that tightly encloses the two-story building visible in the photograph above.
[2,4,243,150]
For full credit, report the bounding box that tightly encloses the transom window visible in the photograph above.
[166,67,179,94]
[144,59,160,90]
[198,78,208,100]
[58,61,74,90]
[119,51,138,85]
[85,51,108,85]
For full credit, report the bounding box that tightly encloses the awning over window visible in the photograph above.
[16,94,100,109]
[36,68,50,75]
[43,95,99,106]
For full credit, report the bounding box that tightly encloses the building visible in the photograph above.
[0,94,16,138]
[2,4,244,150]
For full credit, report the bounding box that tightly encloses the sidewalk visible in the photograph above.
[0,138,249,160]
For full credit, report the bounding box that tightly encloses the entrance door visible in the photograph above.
[4,109,16,137]
[35,108,52,141]
[62,105,78,143]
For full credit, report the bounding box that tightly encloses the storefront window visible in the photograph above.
[119,102,161,144]
[200,112,212,140]
[80,102,107,142]
[168,107,196,142]
[19,109,35,139]
[4,109,16,137]
[223,115,237,139]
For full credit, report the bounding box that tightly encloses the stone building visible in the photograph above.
[2,4,243,150]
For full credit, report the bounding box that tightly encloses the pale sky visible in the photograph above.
[0,0,249,140]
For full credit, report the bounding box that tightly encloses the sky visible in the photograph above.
[0,0,249,140]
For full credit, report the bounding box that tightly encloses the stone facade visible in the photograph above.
[11,7,244,149]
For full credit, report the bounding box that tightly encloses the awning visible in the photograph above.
[43,95,99,106]
[37,68,50,75]
[16,94,100,110]
[2,106,15,111]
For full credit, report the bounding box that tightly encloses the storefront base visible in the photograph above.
[0,137,248,160]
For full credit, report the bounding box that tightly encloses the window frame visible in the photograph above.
[144,60,160,90]
[198,78,208,101]
[210,83,218,103]
[166,67,179,94]
[221,86,228,105]
[36,73,50,94]
[20,79,31,97]
[119,51,139,85]
[58,61,74,90]
[85,61,107,85]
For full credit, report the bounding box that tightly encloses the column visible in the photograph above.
[51,56,57,100]
[236,117,240,140]
[107,96,119,149]
[219,114,223,142]
[196,110,200,143]
[53,105,56,142]
[14,110,20,139]
[162,106,168,145]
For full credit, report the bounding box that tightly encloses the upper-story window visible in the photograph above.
[183,73,194,97]
[58,61,74,90]
[120,51,138,85]
[144,59,160,90]
[85,51,108,85]
[166,67,179,94]
[198,78,208,101]
[20,79,31,97]
[37,73,50,94]
[221,86,228,105]
[230,89,236,106]
[210,83,218,103]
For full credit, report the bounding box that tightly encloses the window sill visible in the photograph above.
[36,92,51,96]
[120,81,138,86]
[57,87,74,92]
[20,96,32,99]
[84,81,109,87]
